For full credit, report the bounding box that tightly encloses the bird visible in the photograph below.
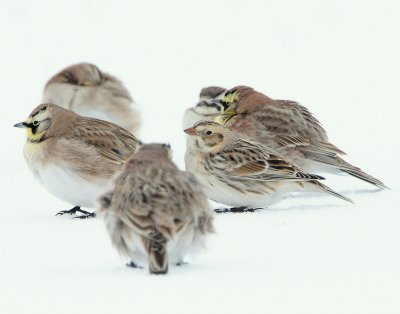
[184,121,352,210]
[42,62,140,134]
[14,103,140,218]
[214,85,387,189]
[98,143,214,274]
[182,86,226,129]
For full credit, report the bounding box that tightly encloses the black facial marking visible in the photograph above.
[22,122,33,128]
[220,99,230,109]
[32,105,47,118]
[197,100,221,109]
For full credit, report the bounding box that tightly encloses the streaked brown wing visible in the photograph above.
[73,117,139,164]
[231,161,268,176]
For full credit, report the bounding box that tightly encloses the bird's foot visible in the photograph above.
[214,206,260,213]
[126,261,143,268]
[56,206,95,219]
[56,205,82,216]
[72,210,96,219]
[176,261,188,266]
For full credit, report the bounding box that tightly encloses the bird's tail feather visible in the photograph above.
[342,168,387,189]
[313,181,354,203]
[144,233,168,275]
[302,149,387,189]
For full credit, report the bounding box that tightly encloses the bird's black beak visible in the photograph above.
[14,122,29,128]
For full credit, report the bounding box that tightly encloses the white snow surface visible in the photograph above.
[1,1,400,313]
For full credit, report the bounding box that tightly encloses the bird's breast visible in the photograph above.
[23,141,48,170]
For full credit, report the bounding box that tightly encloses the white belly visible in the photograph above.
[24,142,113,208]
[194,173,276,208]
[36,164,113,208]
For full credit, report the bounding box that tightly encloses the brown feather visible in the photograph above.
[219,86,386,188]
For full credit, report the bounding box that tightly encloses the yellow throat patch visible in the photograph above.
[24,118,45,143]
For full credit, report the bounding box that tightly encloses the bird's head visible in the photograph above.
[184,121,232,153]
[14,103,68,143]
[213,86,255,125]
[129,143,173,163]
[46,62,103,87]
[193,86,227,116]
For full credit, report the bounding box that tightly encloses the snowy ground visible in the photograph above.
[1,1,400,313]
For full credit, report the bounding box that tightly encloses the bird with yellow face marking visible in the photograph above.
[14,103,140,218]
[182,86,226,129]
[42,62,141,134]
[214,86,387,189]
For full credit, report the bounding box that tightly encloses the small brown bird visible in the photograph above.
[182,86,226,129]
[99,143,214,274]
[215,86,386,189]
[184,121,352,210]
[42,62,140,134]
[14,103,140,218]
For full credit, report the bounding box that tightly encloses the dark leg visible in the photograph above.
[126,261,143,268]
[73,210,96,219]
[55,206,95,219]
[214,206,260,213]
[56,205,82,216]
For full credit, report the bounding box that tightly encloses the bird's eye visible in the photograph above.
[33,121,39,126]
[206,130,212,135]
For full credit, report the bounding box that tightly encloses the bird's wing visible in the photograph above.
[276,100,327,139]
[72,118,139,164]
[229,99,344,155]
[211,138,323,181]
[114,166,199,240]
[275,100,346,154]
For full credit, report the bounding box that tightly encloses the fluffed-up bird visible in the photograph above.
[182,86,226,129]
[214,86,386,189]
[14,103,140,218]
[98,143,214,274]
[184,121,352,210]
[42,62,140,134]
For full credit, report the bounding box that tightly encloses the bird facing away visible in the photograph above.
[42,62,141,134]
[14,103,140,218]
[98,143,214,275]
[214,85,386,189]
[184,121,352,209]
[182,86,227,129]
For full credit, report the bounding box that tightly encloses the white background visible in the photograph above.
[1,1,399,313]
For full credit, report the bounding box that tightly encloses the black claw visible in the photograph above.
[214,208,231,213]
[214,206,260,213]
[56,206,95,219]
[229,206,249,213]
[72,211,96,219]
[55,205,82,216]
[176,261,188,266]
[126,261,143,268]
